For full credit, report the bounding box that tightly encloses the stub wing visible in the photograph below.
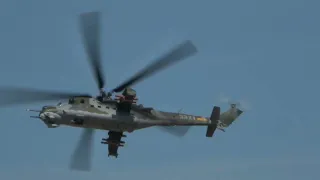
[101,131,126,158]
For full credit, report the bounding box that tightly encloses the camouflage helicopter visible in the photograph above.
[0,12,244,171]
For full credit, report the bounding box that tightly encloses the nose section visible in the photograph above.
[38,111,61,128]
[40,111,61,119]
[39,106,61,121]
[39,112,46,120]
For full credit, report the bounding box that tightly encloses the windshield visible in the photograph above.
[57,100,68,106]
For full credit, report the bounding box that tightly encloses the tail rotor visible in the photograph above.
[219,94,252,112]
[215,94,249,131]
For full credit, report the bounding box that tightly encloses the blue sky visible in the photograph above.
[0,0,319,179]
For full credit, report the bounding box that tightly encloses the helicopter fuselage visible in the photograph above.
[32,96,212,133]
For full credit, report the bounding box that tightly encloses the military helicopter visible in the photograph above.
[0,12,244,171]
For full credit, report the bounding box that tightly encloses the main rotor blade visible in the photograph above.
[79,11,105,89]
[0,87,91,107]
[111,40,198,93]
[69,128,95,172]
[158,126,191,137]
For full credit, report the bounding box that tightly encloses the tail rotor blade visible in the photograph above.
[69,128,95,172]
[218,93,252,111]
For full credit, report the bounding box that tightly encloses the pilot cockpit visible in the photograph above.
[56,100,68,107]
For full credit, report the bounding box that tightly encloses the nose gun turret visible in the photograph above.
[26,108,61,128]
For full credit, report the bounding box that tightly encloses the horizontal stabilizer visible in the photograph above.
[206,106,220,137]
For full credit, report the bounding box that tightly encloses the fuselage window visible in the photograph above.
[98,106,101,108]
[69,98,75,104]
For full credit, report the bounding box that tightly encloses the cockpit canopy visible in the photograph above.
[56,101,69,106]
[42,105,57,111]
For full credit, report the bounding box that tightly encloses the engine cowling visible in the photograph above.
[115,88,138,104]
[122,88,136,99]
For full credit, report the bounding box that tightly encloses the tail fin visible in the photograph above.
[217,104,243,131]
[206,106,220,137]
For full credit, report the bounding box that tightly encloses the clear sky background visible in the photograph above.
[0,0,319,179]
